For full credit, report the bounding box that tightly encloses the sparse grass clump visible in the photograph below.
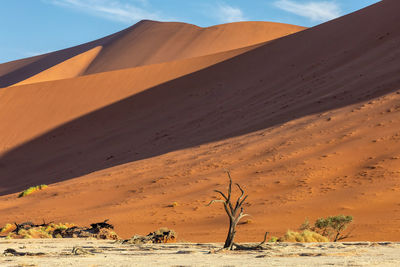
[18,184,48,198]
[0,223,14,234]
[280,230,329,242]
[239,219,253,225]
[268,236,279,243]
[168,202,179,207]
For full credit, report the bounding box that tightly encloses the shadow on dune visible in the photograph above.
[1,0,399,195]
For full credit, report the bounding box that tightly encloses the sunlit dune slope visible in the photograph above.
[84,21,305,75]
[0,29,123,88]
[0,21,305,87]
[1,0,400,242]
[12,46,103,86]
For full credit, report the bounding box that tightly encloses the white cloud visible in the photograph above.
[274,0,341,22]
[216,3,246,23]
[46,0,162,24]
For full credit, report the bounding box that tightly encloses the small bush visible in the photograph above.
[18,185,48,198]
[124,228,177,244]
[280,230,329,242]
[314,215,353,242]
[153,227,177,243]
[299,215,353,242]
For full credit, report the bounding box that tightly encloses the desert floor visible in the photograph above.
[0,239,399,266]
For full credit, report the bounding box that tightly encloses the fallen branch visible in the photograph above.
[233,232,270,250]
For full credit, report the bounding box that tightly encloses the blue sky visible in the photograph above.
[0,0,380,63]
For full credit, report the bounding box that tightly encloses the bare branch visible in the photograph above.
[226,171,234,212]
[234,183,245,210]
[223,202,232,218]
[235,213,250,225]
[206,200,226,206]
[239,195,249,207]
[214,190,229,201]
[259,231,269,246]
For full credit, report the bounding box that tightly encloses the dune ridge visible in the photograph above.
[13,46,103,86]
[0,0,400,242]
[1,21,305,87]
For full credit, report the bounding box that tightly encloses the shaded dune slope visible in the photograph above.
[0,42,263,157]
[1,0,400,241]
[0,21,304,87]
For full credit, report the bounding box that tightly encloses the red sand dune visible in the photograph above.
[1,21,304,87]
[1,0,400,242]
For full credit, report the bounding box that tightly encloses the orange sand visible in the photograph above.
[0,0,399,242]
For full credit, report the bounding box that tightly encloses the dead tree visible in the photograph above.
[207,171,249,250]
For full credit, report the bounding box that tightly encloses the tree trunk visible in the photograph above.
[224,221,236,249]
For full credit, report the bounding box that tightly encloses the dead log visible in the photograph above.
[90,219,114,230]
[233,232,270,250]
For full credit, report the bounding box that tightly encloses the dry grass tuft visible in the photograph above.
[280,230,329,243]
[168,202,179,207]
[18,184,48,198]
[3,223,76,239]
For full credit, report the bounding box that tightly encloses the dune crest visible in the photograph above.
[12,46,103,87]
[83,20,305,75]
[0,21,305,87]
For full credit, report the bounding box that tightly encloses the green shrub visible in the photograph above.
[18,184,48,198]
[299,215,353,242]
[314,215,353,242]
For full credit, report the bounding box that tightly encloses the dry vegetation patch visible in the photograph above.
[122,228,177,244]
[18,184,48,198]
[0,220,118,240]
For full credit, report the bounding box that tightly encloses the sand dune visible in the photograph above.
[0,29,123,88]
[0,0,400,243]
[0,21,304,87]
[0,43,263,154]
[13,46,103,86]
[84,21,305,75]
